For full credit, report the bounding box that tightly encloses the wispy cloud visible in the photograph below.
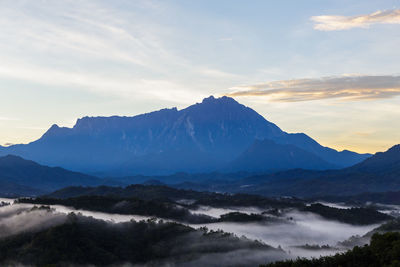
[0,1,228,105]
[0,61,203,105]
[226,75,400,102]
[199,68,240,79]
[219,37,233,41]
[353,132,373,137]
[0,117,19,121]
[311,9,400,31]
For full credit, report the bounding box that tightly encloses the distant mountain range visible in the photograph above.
[206,144,400,197]
[0,155,118,196]
[0,144,398,198]
[0,96,370,175]
[224,139,336,172]
[0,180,44,198]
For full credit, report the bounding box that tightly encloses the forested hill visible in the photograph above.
[263,232,400,267]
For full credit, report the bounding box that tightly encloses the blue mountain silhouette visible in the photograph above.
[0,96,369,175]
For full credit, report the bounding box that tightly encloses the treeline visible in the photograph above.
[0,201,9,207]
[0,212,282,266]
[46,184,305,209]
[262,232,400,267]
[302,203,392,225]
[19,187,393,225]
[18,196,285,224]
[309,190,400,206]
[18,196,214,224]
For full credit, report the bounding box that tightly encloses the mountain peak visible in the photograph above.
[41,123,70,139]
[188,95,254,118]
[41,124,59,136]
[388,144,400,153]
[49,124,60,130]
[202,95,215,103]
[0,96,370,175]
[201,95,237,105]
[375,144,400,158]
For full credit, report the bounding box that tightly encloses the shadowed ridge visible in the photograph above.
[0,155,114,193]
[0,154,39,166]
[349,144,400,173]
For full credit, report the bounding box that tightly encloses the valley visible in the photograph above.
[2,1,400,265]
[0,97,399,266]
[2,191,397,266]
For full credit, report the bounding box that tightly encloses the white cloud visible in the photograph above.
[0,61,203,105]
[312,9,400,31]
[198,68,241,79]
[0,117,19,121]
[0,1,227,106]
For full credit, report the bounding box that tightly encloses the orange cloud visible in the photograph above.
[311,9,400,31]
[226,75,400,102]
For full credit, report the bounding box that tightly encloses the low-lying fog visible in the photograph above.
[310,201,351,209]
[0,198,15,204]
[190,205,264,217]
[51,204,152,223]
[191,209,378,258]
[0,198,391,260]
[0,203,67,238]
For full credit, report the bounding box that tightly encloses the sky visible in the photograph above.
[0,0,399,153]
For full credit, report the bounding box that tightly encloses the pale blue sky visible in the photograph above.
[1,0,400,153]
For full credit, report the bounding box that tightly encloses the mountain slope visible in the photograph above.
[0,180,45,197]
[226,144,400,197]
[349,144,400,173]
[224,139,336,172]
[0,96,369,175]
[0,155,114,193]
[276,133,370,167]
[264,232,400,267]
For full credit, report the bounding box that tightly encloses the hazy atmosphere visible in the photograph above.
[1,1,400,266]
[1,0,400,153]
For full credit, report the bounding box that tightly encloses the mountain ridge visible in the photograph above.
[0,96,370,175]
[216,144,400,197]
[0,154,119,194]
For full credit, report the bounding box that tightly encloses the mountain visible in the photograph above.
[0,180,45,197]
[224,139,336,172]
[265,232,400,267]
[0,96,369,175]
[349,144,400,174]
[216,144,400,197]
[0,155,116,195]
[43,184,211,200]
[311,190,400,205]
[109,171,253,186]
